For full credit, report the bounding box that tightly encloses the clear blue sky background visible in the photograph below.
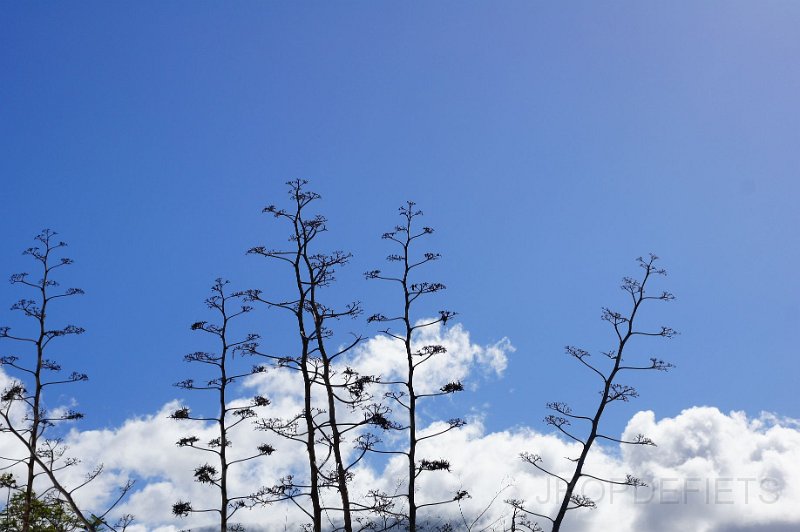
[1,3,798,436]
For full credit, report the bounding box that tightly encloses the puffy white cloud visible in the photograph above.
[401,407,800,532]
[0,321,512,529]
[621,407,800,532]
[1,323,799,532]
[350,321,511,394]
[72,407,800,530]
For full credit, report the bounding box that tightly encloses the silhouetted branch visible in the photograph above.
[0,230,132,531]
[522,254,675,532]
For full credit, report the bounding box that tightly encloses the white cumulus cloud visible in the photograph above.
[1,323,798,532]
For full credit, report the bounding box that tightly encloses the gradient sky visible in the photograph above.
[1,2,799,442]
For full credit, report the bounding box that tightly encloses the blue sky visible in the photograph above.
[2,1,799,443]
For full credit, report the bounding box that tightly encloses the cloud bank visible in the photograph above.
[1,323,798,531]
